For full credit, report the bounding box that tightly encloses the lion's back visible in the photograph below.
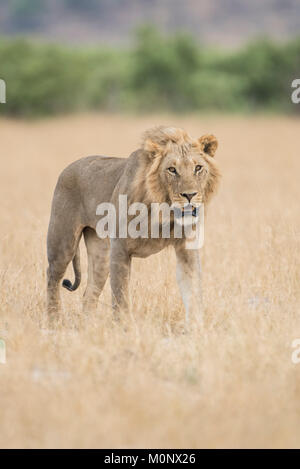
[52,155,127,227]
[57,154,126,194]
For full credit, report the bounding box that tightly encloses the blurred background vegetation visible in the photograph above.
[0,0,300,116]
[0,27,299,116]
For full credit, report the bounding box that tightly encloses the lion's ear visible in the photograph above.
[198,134,218,157]
[143,138,162,158]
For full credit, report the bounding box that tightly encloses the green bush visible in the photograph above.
[0,29,299,116]
[130,27,201,110]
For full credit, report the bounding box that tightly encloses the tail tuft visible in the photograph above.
[62,247,81,292]
[62,279,74,291]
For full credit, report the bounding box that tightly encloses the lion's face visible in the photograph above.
[161,147,213,225]
[142,126,220,227]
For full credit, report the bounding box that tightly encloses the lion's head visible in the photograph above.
[136,126,220,226]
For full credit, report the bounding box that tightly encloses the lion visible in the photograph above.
[47,126,220,323]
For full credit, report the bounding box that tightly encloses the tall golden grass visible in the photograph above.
[0,113,300,448]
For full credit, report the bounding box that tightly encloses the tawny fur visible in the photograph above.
[47,126,220,322]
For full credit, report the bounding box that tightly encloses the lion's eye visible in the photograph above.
[167,167,177,175]
[195,165,203,173]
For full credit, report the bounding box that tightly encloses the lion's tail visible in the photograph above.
[62,246,81,292]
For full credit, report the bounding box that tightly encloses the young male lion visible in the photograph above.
[47,126,220,323]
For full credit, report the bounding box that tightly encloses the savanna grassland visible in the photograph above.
[0,113,300,448]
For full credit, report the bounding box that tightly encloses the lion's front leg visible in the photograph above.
[175,243,202,326]
[110,239,131,319]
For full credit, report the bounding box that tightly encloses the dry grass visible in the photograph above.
[0,113,300,449]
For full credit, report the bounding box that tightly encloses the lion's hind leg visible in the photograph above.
[47,213,83,320]
[82,227,110,314]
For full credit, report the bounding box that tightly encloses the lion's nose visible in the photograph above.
[180,192,197,203]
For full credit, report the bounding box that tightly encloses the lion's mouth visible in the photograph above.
[174,204,199,219]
